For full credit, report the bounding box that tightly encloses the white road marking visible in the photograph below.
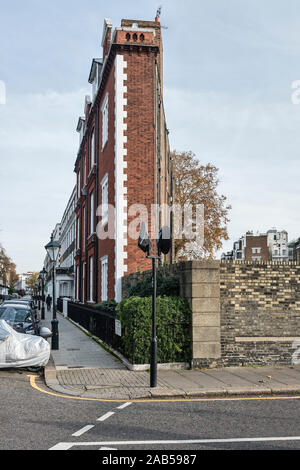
[99,447,118,450]
[97,411,115,422]
[116,402,132,410]
[49,435,300,450]
[72,425,95,437]
[49,443,74,450]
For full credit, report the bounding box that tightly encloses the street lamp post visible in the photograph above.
[37,275,41,310]
[138,223,171,388]
[45,234,61,350]
[40,268,47,320]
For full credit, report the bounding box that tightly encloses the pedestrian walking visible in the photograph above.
[46,294,52,311]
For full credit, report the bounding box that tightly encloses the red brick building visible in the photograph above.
[244,234,269,262]
[74,17,172,303]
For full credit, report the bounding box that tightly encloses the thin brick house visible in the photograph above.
[74,17,172,304]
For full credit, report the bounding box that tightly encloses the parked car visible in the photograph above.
[0,304,37,334]
[0,304,51,338]
[0,320,50,369]
[1,299,37,312]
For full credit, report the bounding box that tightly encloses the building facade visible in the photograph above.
[224,229,289,262]
[244,233,269,262]
[74,17,172,304]
[14,272,35,294]
[267,229,289,261]
[44,187,76,301]
[58,187,76,298]
[0,282,8,296]
[288,238,300,262]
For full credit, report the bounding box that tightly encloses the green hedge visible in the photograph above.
[125,273,180,298]
[117,296,191,365]
[93,299,117,314]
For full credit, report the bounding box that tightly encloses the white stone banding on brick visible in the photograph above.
[114,54,128,302]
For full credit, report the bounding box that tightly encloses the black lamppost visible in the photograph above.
[37,275,41,310]
[138,223,171,388]
[40,267,47,320]
[45,234,61,350]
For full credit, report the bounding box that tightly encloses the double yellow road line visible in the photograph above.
[28,375,300,403]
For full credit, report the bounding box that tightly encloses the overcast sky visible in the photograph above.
[0,0,299,272]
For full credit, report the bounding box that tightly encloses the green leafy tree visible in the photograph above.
[0,246,19,288]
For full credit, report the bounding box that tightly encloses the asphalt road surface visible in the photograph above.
[1,369,300,452]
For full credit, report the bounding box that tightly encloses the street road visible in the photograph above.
[1,369,300,451]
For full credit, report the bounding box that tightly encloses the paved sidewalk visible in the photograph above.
[42,309,300,400]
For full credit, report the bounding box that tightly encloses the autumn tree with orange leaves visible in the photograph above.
[171,150,231,260]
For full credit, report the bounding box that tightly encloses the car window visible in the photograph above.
[0,307,31,323]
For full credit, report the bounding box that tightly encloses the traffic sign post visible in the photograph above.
[138,222,171,388]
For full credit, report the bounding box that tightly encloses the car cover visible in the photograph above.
[0,320,50,368]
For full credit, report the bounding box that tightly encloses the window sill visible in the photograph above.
[101,139,108,152]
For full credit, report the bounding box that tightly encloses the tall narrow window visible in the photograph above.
[101,256,108,301]
[77,170,81,200]
[76,265,79,300]
[90,128,95,167]
[76,217,80,250]
[82,206,86,251]
[101,93,109,149]
[83,155,87,185]
[82,262,86,303]
[90,191,94,234]
[101,174,108,225]
[89,256,94,302]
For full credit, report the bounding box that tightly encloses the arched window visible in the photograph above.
[126,33,131,41]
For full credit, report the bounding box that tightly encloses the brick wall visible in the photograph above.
[123,260,300,368]
[218,261,300,367]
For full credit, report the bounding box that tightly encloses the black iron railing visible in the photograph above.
[67,301,122,352]
[57,297,63,313]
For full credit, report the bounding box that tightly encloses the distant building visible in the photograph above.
[232,236,246,260]
[14,272,35,294]
[221,251,233,260]
[244,232,269,262]
[225,228,289,262]
[0,282,8,296]
[44,188,76,301]
[229,232,268,261]
[58,187,76,298]
[288,238,300,262]
[267,229,289,261]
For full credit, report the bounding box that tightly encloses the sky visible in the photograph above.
[0,0,299,272]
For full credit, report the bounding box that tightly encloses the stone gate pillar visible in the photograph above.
[180,261,221,368]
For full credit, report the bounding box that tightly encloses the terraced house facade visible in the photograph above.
[74,17,172,304]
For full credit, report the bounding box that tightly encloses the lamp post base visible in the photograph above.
[150,338,157,388]
[51,319,59,350]
[41,305,45,320]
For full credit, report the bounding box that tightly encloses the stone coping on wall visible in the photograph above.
[221,260,299,265]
